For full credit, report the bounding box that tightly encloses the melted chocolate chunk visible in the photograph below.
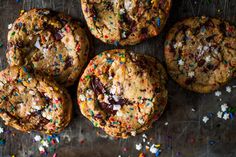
[91,76,106,96]
[90,76,129,115]
[185,77,196,85]
[219,23,226,36]
[64,56,73,70]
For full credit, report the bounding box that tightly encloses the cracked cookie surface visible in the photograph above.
[164,17,236,93]
[7,8,90,87]
[81,0,171,45]
[0,66,72,134]
[77,49,168,138]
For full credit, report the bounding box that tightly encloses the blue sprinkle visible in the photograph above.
[18,22,23,27]
[22,66,28,72]
[209,140,216,145]
[155,149,161,157]
[230,113,234,119]
[59,54,63,62]
[17,79,22,83]
[0,139,5,145]
[88,98,92,101]
[16,0,20,2]
[114,41,119,46]
[156,18,161,27]
[201,26,206,32]
[106,58,114,64]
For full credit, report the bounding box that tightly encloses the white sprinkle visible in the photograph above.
[188,71,195,77]
[79,94,86,101]
[43,11,50,15]
[110,85,116,95]
[34,135,42,142]
[112,95,119,102]
[203,46,209,51]
[178,59,184,66]
[147,142,150,145]
[38,146,45,152]
[0,82,4,88]
[215,91,222,97]
[119,8,125,14]
[122,31,127,38]
[223,113,230,120]
[226,86,232,93]
[191,108,196,112]
[113,104,121,111]
[41,140,49,147]
[34,37,41,49]
[143,138,146,143]
[164,122,169,126]
[173,42,183,48]
[142,134,147,139]
[221,103,228,112]
[0,127,4,134]
[217,111,223,118]
[32,105,41,111]
[205,56,211,62]
[202,116,209,123]
[124,0,133,11]
[8,23,13,29]
[29,90,35,95]
[131,131,136,136]
[118,155,121,157]
[116,110,123,117]
[150,144,159,154]
[135,143,142,151]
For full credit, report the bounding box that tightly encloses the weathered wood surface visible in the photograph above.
[0,0,236,157]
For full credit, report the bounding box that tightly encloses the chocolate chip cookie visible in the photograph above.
[164,16,236,93]
[77,49,168,138]
[81,0,171,45]
[0,66,72,134]
[7,8,91,87]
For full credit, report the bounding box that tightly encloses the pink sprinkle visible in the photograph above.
[53,153,57,157]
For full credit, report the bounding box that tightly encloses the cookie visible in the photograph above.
[81,0,171,45]
[0,66,72,134]
[7,8,91,87]
[77,49,168,138]
[164,16,236,93]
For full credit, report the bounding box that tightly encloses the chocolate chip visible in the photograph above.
[198,59,205,67]
[54,33,63,40]
[206,64,215,70]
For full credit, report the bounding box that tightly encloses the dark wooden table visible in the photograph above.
[0,0,236,157]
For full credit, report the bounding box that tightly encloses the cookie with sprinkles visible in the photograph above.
[77,49,168,138]
[7,8,91,86]
[164,16,236,93]
[0,66,72,134]
[81,0,171,45]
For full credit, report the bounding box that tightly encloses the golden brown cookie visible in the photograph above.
[164,16,236,93]
[81,0,171,45]
[7,8,91,86]
[0,66,72,134]
[77,49,168,138]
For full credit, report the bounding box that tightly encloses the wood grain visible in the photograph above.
[0,0,236,157]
